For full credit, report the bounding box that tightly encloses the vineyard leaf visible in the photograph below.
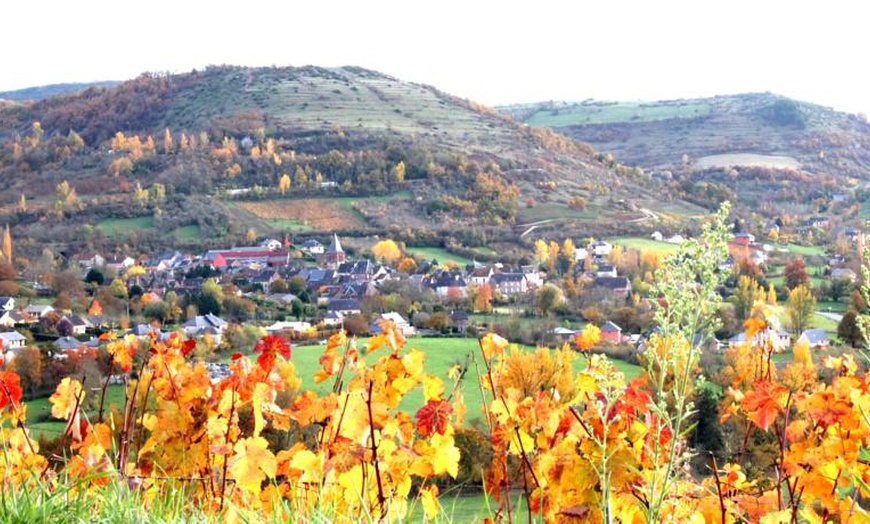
[50,377,83,420]
[416,399,452,437]
[229,436,277,493]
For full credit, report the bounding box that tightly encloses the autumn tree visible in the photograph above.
[474,284,493,313]
[1,225,11,266]
[371,240,402,265]
[278,173,291,195]
[533,239,549,267]
[786,284,816,335]
[294,166,308,188]
[837,309,864,347]
[784,257,809,290]
[536,283,564,316]
[547,240,559,273]
[391,161,406,184]
[732,275,762,322]
[10,347,42,396]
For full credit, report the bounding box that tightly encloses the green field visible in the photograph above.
[262,218,313,232]
[612,237,681,255]
[25,384,126,441]
[516,203,596,222]
[817,301,847,313]
[407,247,473,267]
[171,224,201,240]
[288,337,642,424]
[781,243,826,257]
[409,491,538,522]
[525,101,711,127]
[96,217,155,237]
[813,313,839,335]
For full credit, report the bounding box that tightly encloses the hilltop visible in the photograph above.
[503,93,870,229]
[0,81,121,102]
[0,66,702,258]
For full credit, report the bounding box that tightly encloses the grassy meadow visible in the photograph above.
[406,246,473,267]
[525,101,711,127]
[96,216,155,237]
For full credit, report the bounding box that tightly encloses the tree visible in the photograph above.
[278,173,291,195]
[10,347,42,397]
[88,299,103,316]
[163,128,173,153]
[246,228,257,245]
[732,275,762,322]
[533,239,549,266]
[838,309,864,347]
[391,161,406,184]
[786,284,816,335]
[547,241,559,273]
[536,283,564,317]
[294,166,308,188]
[475,284,493,313]
[84,268,105,286]
[2,225,11,266]
[372,240,402,265]
[784,257,809,290]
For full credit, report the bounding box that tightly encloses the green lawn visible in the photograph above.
[612,237,681,255]
[407,247,473,267]
[516,203,596,222]
[781,243,826,257]
[409,491,539,522]
[817,301,847,313]
[812,313,839,335]
[171,224,201,240]
[525,101,711,127]
[96,217,155,237]
[262,218,313,232]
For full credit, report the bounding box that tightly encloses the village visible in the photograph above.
[0,218,855,398]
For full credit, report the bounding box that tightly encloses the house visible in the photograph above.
[734,232,755,244]
[450,311,469,332]
[596,264,617,278]
[491,272,527,297]
[266,293,299,305]
[468,266,494,287]
[55,336,85,351]
[106,255,136,272]
[265,321,312,336]
[574,247,589,263]
[590,240,612,257]
[260,238,282,251]
[60,315,90,335]
[432,272,468,300]
[327,299,362,317]
[521,265,544,288]
[728,329,791,350]
[803,217,829,229]
[0,296,15,313]
[183,314,229,343]
[601,322,623,344]
[24,304,53,319]
[553,326,578,343]
[371,312,416,337]
[650,231,664,242]
[799,329,830,349]
[203,247,290,269]
[0,310,23,328]
[666,234,686,244]
[302,239,325,255]
[0,331,26,351]
[77,252,106,269]
[592,277,632,299]
[831,268,857,282]
[322,310,345,327]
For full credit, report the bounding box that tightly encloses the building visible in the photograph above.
[326,234,346,269]
[0,296,15,313]
[491,273,528,297]
[371,312,416,337]
[601,321,623,344]
[799,329,830,349]
[302,239,325,255]
[0,331,27,353]
[183,314,229,344]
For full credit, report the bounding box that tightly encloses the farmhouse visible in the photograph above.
[371,312,416,337]
[601,321,622,344]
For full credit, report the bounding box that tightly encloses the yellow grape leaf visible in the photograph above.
[420,485,440,521]
[50,377,83,420]
[229,436,277,494]
[251,382,273,438]
[402,349,425,379]
[422,374,445,402]
[289,449,323,484]
[480,333,508,360]
[430,433,460,478]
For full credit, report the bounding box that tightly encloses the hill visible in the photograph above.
[503,94,870,230]
[0,81,120,102]
[0,66,702,258]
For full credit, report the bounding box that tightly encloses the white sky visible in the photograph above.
[2,1,869,114]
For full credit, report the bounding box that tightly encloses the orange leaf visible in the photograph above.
[253,335,291,371]
[741,380,788,432]
[0,370,21,410]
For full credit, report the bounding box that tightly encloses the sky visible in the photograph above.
[3,1,869,115]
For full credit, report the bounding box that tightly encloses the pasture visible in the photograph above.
[406,246,473,267]
[525,101,711,127]
[612,237,681,255]
[96,217,155,237]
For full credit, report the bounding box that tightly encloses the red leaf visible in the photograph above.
[231,352,243,361]
[416,399,452,437]
[253,335,291,370]
[181,338,197,357]
[0,370,22,410]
